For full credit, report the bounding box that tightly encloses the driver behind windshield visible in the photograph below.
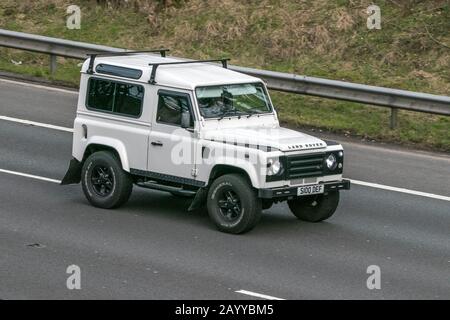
[196,83,272,119]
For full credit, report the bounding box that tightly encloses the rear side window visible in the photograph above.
[156,92,193,127]
[86,78,144,117]
[114,83,144,117]
[86,79,115,112]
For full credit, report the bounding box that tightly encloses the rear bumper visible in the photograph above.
[258,179,351,199]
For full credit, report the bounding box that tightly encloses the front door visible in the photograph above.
[147,89,199,185]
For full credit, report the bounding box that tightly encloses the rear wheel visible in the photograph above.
[81,151,133,209]
[207,174,262,234]
[288,191,339,222]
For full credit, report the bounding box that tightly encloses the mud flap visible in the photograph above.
[60,158,82,185]
[188,187,208,212]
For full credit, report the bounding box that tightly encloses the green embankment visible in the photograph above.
[0,0,449,150]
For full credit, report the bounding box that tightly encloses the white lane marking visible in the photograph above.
[2,78,449,162]
[236,290,285,300]
[0,115,449,202]
[0,115,73,133]
[0,78,78,95]
[350,179,450,202]
[0,165,449,204]
[0,168,61,184]
[338,140,450,162]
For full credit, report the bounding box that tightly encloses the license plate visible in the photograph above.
[297,184,324,196]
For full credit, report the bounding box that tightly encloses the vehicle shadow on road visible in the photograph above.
[124,188,211,220]
[62,186,347,235]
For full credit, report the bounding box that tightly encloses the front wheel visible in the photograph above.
[207,174,262,234]
[81,151,133,209]
[288,191,339,222]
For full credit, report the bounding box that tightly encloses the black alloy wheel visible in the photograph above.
[217,188,242,223]
[91,165,114,197]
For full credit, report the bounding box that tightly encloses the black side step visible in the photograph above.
[136,181,196,196]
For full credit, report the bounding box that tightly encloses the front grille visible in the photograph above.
[286,153,325,179]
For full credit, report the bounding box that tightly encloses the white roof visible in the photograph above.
[81,54,262,90]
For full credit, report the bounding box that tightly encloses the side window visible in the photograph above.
[87,78,115,112]
[86,78,144,118]
[156,92,193,127]
[114,83,144,117]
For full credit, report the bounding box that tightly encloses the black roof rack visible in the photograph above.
[86,49,170,74]
[148,59,230,84]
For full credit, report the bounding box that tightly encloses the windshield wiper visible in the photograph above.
[218,109,239,120]
[246,110,260,118]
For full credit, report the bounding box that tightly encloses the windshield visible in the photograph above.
[196,83,272,119]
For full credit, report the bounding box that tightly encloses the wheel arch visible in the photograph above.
[82,144,125,169]
[82,138,130,172]
[208,164,255,188]
[61,142,129,185]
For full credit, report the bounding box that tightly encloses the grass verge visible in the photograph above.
[0,0,449,151]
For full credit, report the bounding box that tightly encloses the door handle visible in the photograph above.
[151,141,163,147]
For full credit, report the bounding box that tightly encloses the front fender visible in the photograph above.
[209,158,261,188]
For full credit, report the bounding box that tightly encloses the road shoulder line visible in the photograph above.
[350,179,450,202]
[0,168,61,184]
[0,115,73,133]
[0,77,78,95]
[235,290,285,300]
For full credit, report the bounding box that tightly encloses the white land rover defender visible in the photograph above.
[62,50,350,234]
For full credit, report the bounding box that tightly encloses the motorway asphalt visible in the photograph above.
[0,78,449,299]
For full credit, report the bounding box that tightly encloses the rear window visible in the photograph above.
[86,78,144,117]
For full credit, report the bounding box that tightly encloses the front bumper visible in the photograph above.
[258,179,351,199]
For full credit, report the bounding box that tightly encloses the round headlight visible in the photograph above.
[325,154,337,170]
[267,159,282,176]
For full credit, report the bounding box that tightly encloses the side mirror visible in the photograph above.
[181,110,191,129]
